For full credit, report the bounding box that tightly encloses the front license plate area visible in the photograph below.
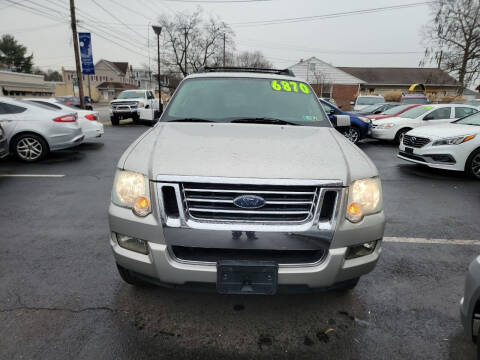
[216,260,278,295]
[405,147,414,154]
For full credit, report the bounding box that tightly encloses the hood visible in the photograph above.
[368,114,391,120]
[407,123,480,139]
[110,98,143,104]
[120,123,378,185]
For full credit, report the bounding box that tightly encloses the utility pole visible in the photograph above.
[152,26,162,105]
[223,33,226,67]
[437,50,443,69]
[184,27,187,76]
[147,22,152,90]
[69,0,85,109]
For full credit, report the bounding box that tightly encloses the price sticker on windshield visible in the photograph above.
[271,80,310,94]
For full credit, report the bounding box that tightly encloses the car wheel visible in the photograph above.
[466,148,480,180]
[116,264,148,286]
[335,277,360,291]
[12,134,48,162]
[343,126,361,144]
[111,115,119,126]
[395,128,410,145]
[132,114,140,124]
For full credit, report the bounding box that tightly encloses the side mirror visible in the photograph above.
[113,97,117,100]
[332,114,351,129]
[423,115,433,121]
[350,101,355,105]
[329,109,335,115]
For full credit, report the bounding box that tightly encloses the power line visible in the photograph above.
[162,0,272,2]
[231,2,435,27]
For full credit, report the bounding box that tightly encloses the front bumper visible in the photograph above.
[109,203,385,290]
[371,127,396,140]
[398,142,466,171]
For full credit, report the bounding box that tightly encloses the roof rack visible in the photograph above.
[197,66,295,77]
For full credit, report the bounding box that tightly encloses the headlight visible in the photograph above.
[112,170,151,217]
[358,117,371,124]
[346,177,382,223]
[137,101,145,108]
[375,123,395,129]
[432,135,475,146]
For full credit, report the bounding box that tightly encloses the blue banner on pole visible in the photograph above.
[78,32,95,75]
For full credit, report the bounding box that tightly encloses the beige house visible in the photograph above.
[0,70,55,98]
[57,59,137,102]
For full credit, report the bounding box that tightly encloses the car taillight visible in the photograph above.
[66,101,71,105]
[85,114,98,121]
[53,114,77,122]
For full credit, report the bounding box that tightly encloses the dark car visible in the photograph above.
[353,102,399,116]
[0,123,9,159]
[55,96,93,110]
[319,98,372,144]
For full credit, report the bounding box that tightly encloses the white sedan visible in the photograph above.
[371,104,478,143]
[26,98,104,139]
[398,111,480,179]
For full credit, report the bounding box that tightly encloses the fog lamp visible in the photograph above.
[346,241,377,260]
[116,233,149,254]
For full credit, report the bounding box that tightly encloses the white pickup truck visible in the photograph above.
[110,90,161,125]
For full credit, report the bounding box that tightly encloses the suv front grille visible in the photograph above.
[182,182,319,223]
[403,134,430,148]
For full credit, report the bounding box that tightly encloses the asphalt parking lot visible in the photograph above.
[1,124,479,359]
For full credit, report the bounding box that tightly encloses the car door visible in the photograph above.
[0,102,26,140]
[422,107,453,126]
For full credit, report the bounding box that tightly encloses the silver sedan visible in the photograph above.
[0,97,84,162]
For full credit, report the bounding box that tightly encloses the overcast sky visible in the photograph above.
[0,0,433,72]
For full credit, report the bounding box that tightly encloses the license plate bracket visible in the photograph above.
[216,260,278,295]
[405,147,414,154]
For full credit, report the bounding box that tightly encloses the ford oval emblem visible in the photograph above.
[233,195,265,209]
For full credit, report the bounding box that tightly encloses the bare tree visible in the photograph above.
[231,50,272,68]
[422,0,480,92]
[158,10,233,76]
[311,71,332,98]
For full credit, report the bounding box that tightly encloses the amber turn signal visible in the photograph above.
[347,202,363,223]
[133,196,151,217]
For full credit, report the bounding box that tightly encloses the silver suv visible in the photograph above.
[108,67,386,294]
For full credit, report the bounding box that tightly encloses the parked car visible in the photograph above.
[400,93,430,104]
[371,104,479,143]
[456,99,480,109]
[25,98,104,139]
[319,98,372,144]
[350,95,385,112]
[110,89,161,126]
[398,110,480,179]
[111,67,386,294]
[353,102,399,116]
[0,123,8,159]
[461,256,480,351]
[55,96,93,110]
[368,104,420,121]
[0,97,84,162]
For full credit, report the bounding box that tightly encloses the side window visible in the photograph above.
[2,103,26,114]
[148,91,155,99]
[321,102,334,114]
[0,103,6,115]
[425,107,451,120]
[455,107,478,118]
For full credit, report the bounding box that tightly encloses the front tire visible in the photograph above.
[111,115,119,126]
[466,148,480,180]
[342,126,361,144]
[395,128,410,145]
[116,264,148,286]
[11,134,48,162]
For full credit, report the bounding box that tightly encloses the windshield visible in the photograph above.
[163,77,329,126]
[117,91,145,99]
[359,104,383,113]
[382,104,411,115]
[399,105,433,119]
[455,111,480,126]
[402,97,429,104]
[356,97,384,105]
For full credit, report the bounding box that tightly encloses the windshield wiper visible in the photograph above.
[230,117,300,126]
[167,118,215,123]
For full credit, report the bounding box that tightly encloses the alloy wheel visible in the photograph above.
[16,137,43,161]
[344,128,360,144]
[472,153,480,179]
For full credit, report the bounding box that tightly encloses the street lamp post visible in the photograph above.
[152,25,162,110]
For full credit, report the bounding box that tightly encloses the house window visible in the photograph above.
[309,63,316,72]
